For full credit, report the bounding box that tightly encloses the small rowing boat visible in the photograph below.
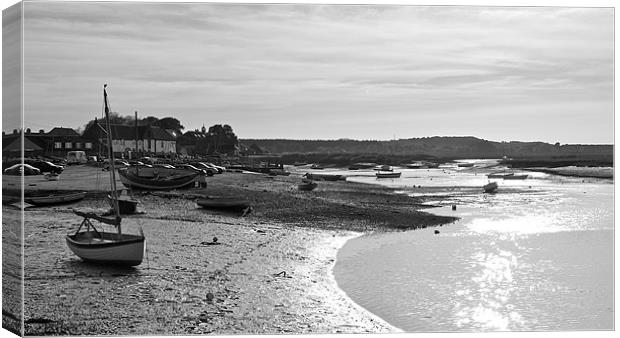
[376,172,402,178]
[196,196,251,211]
[24,191,87,206]
[118,168,198,190]
[303,173,343,181]
[483,181,499,193]
[503,174,528,180]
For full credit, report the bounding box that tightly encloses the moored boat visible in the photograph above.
[303,173,343,181]
[487,172,513,178]
[25,191,87,206]
[503,174,528,180]
[457,162,475,167]
[65,84,145,266]
[373,165,392,171]
[118,168,198,190]
[196,196,251,211]
[483,181,499,193]
[376,171,402,178]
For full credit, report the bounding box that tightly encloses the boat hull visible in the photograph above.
[304,173,342,181]
[376,172,402,178]
[25,191,87,206]
[66,231,145,266]
[196,197,250,211]
[503,174,528,180]
[118,168,198,190]
[483,182,499,193]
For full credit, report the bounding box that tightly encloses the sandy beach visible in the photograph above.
[5,166,457,335]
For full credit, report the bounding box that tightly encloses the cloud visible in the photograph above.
[16,3,614,143]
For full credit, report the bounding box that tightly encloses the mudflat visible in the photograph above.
[9,166,457,335]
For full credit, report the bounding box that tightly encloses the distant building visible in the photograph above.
[176,129,209,156]
[82,118,177,157]
[2,127,92,159]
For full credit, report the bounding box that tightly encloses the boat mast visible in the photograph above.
[103,84,122,232]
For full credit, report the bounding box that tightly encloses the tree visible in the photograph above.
[207,124,238,155]
[153,117,184,134]
[141,116,159,125]
[83,112,135,131]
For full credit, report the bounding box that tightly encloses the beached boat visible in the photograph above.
[298,181,318,191]
[310,164,324,170]
[487,172,513,178]
[196,196,251,211]
[118,168,198,190]
[405,162,426,169]
[44,173,60,181]
[483,181,499,193]
[24,191,87,206]
[457,162,475,167]
[503,174,528,180]
[122,165,198,178]
[373,165,392,171]
[376,172,402,178]
[303,173,343,181]
[66,85,145,266]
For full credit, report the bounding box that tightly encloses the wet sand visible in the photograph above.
[8,166,457,335]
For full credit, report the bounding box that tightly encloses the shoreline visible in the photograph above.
[328,232,405,333]
[12,166,456,335]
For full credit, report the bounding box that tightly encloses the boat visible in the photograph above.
[503,174,528,180]
[24,191,87,206]
[310,164,324,170]
[407,161,439,169]
[457,162,475,168]
[376,172,402,178]
[303,173,343,181]
[298,181,318,191]
[117,168,198,190]
[196,196,251,211]
[373,165,392,171]
[107,194,139,214]
[293,162,308,166]
[44,173,60,181]
[483,181,499,193]
[65,84,145,266]
[405,162,426,169]
[487,172,513,178]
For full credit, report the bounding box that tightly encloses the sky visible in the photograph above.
[4,1,615,144]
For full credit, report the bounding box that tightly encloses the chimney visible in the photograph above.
[13,129,17,135]
[39,129,44,134]
[26,128,31,134]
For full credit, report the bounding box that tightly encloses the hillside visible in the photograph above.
[239,136,613,166]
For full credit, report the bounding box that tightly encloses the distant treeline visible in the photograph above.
[239,136,613,166]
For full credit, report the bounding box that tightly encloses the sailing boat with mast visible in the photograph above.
[65,85,145,266]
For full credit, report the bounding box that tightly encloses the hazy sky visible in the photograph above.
[12,1,614,143]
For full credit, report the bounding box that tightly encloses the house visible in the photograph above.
[82,118,177,157]
[2,127,93,159]
[176,129,209,156]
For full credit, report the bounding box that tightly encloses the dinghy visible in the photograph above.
[117,168,198,190]
[25,191,87,206]
[196,196,251,211]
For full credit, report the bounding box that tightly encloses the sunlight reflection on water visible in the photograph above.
[334,169,613,332]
